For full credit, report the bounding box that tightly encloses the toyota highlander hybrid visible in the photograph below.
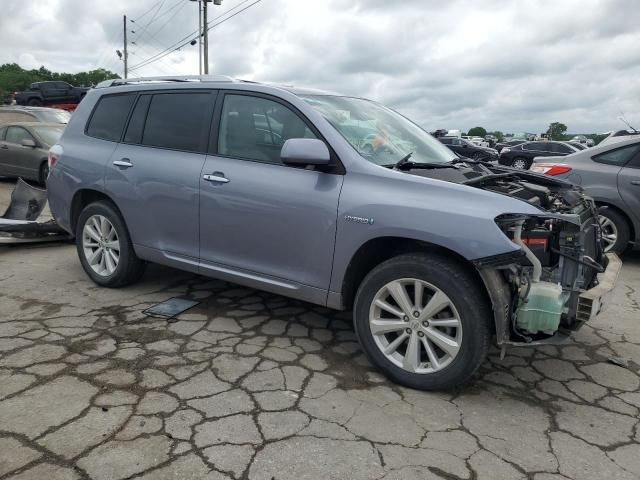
[47,76,621,390]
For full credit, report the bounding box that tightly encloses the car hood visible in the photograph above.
[403,161,585,214]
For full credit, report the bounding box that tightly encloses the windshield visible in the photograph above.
[301,95,457,165]
[36,110,71,124]
[32,126,64,146]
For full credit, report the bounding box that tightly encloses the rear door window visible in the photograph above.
[551,143,573,154]
[5,126,34,145]
[141,92,213,152]
[123,95,151,144]
[593,143,640,166]
[86,94,136,142]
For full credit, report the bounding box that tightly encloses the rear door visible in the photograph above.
[104,90,216,261]
[616,143,640,230]
[199,91,343,295]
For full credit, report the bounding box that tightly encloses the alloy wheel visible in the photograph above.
[369,278,462,374]
[82,215,120,276]
[598,215,618,252]
[512,158,527,169]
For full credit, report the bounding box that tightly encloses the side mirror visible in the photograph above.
[281,138,331,166]
[21,139,36,148]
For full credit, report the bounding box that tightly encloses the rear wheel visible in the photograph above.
[598,206,631,254]
[511,157,529,169]
[27,98,42,106]
[38,162,49,186]
[353,253,491,390]
[76,201,146,287]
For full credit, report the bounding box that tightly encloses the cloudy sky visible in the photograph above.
[1,0,639,134]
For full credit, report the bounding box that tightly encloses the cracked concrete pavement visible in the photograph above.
[1,178,639,479]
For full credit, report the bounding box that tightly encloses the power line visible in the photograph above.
[129,0,261,73]
[131,0,165,22]
[129,0,254,72]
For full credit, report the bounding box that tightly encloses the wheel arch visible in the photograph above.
[70,188,122,234]
[339,236,492,314]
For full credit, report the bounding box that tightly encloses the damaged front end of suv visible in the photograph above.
[469,167,622,348]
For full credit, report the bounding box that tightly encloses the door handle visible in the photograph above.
[113,159,133,168]
[203,173,229,183]
[631,181,640,186]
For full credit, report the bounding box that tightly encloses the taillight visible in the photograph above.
[48,151,58,169]
[530,163,572,176]
[48,144,63,169]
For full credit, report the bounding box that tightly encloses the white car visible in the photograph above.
[469,137,489,148]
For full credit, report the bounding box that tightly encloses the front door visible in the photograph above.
[104,90,216,260]
[617,144,640,230]
[199,92,343,296]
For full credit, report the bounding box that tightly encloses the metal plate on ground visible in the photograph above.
[143,297,199,319]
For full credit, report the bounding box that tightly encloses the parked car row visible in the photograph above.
[437,136,498,161]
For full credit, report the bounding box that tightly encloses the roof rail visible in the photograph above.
[95,75,237,88]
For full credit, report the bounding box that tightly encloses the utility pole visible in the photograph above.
[198,1,202,74]
[123,15,128,78]
[202,1,209,74]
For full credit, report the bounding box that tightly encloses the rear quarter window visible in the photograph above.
[592,143,640,166]
[140,92,213,153]
[86,94,136,142]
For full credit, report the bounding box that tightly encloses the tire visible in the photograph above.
[511,157,530,170]
[27,98,43,106]
[472,152,484,161]
[598,206,631,255]
[353,253,491,391]
[38,161,49,186]
[75,201,146,287]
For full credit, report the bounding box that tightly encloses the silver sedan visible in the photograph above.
[0,122,65,184]
[531,136,640,254]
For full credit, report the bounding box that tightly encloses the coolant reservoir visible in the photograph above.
[516,282,566,335]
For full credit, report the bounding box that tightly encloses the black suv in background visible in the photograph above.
[498,141,578,169]
[438,137,498,161]
[15,81,89,106]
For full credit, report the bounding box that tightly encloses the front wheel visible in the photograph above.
[76,201,146,287]
[353,253,491,391]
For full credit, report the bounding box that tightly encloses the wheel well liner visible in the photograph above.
[70,189,118,233]
[341,237,492,315]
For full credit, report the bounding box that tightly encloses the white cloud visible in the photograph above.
[0,0,638,133]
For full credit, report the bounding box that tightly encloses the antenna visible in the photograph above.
[618,113,638,133]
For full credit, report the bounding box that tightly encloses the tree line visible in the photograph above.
[0,63,119,102]
[465,123,607,145]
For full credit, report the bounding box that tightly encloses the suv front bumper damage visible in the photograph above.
[576,253,622,322]
[476,252,622,347]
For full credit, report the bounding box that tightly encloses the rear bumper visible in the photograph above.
[576,253,622,322]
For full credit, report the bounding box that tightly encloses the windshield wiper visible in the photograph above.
[381,152,457,170]
[393,152,413,169]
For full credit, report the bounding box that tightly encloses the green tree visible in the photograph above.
[547,122,568,140]
[467,126,487,137]
[490,130,504,141]
[0,63,119,103]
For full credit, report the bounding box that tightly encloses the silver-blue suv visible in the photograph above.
[47,76,621,390]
